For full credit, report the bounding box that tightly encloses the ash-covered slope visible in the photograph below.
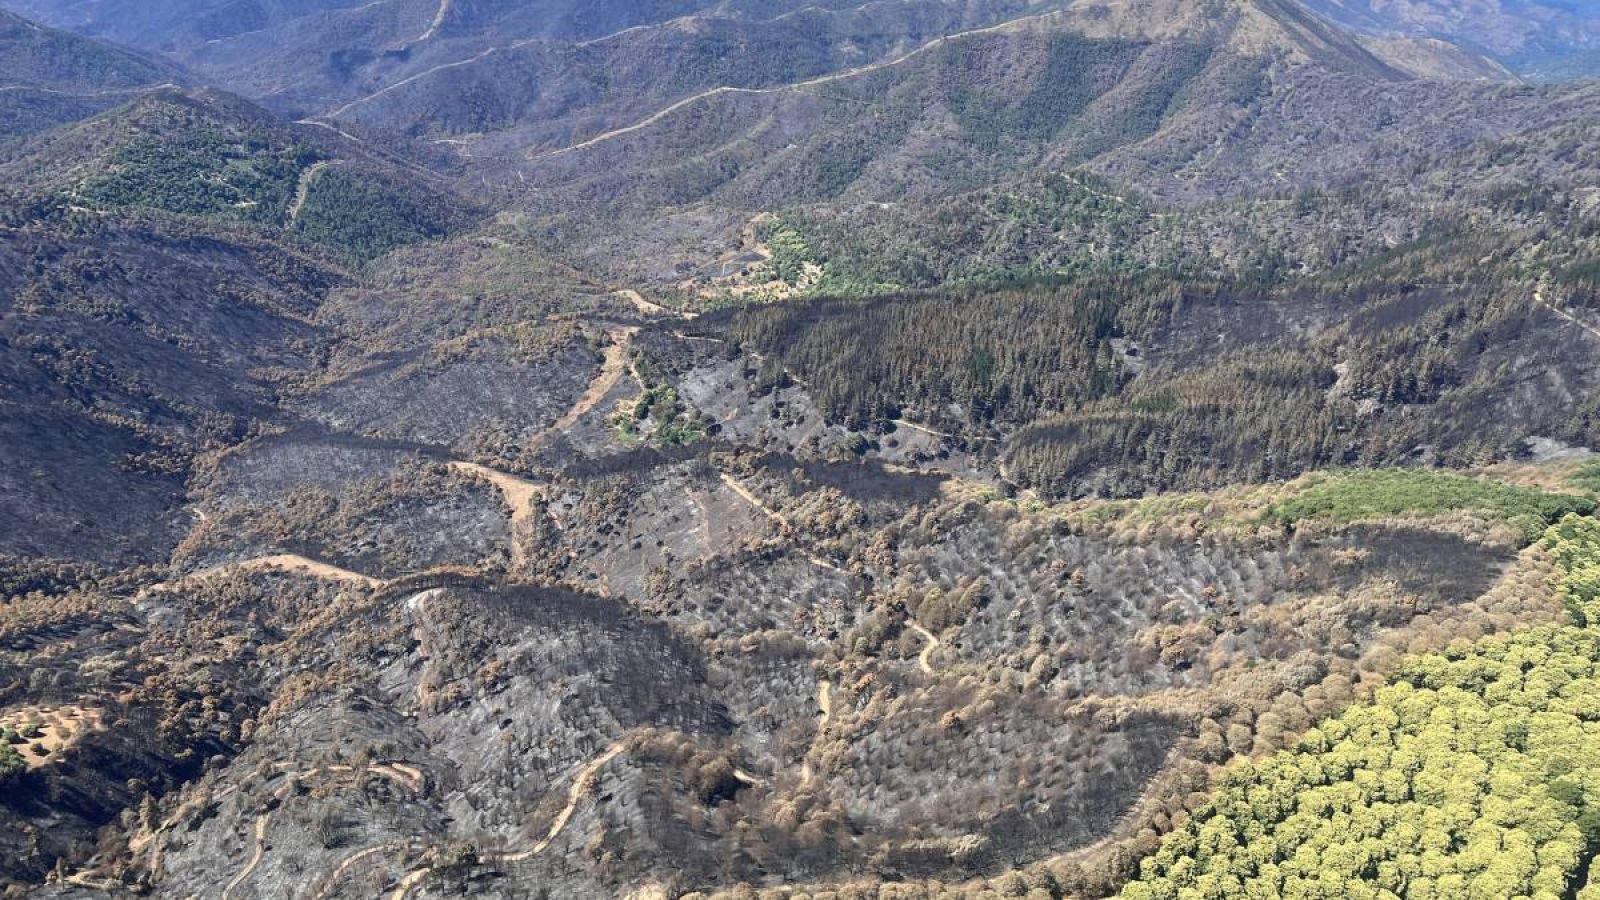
[0,87,473,569]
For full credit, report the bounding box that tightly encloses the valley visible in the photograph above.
[0,0,1598,898]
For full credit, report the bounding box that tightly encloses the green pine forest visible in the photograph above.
[1120,512,1600,900]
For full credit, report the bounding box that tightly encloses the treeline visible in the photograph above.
[721,217,1600,499]
[724,275,1194,433]
[1121,513,1600,900]
[1005,244,1600,497]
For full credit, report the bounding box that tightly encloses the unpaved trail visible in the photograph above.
[147,555,382,595]
[535,327,637,444]
[496,742,626,863]
[220,815,269,900]
[0,81,179,97]
[220,762,422,899]
[311,842,414,900]
[615,289,692,319]
[894,417,997,443]
[530,8,1067,160]
[447,462,547,566]
[719,473,847,575]
[408,589,445,710]
[800,681,833,785]
[416,0,451,42]
[370,762,426,793]
[388,742,627,899]
[295,118,367,145]
[892,418,954,439]
[687,487,717,562]
[1535,284,1600,342]
[286,160,337,224]
[908,622,941,675]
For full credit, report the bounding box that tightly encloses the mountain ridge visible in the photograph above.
[0,1,1598,898]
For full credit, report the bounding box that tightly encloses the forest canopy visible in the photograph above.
[1121,514,1600,900]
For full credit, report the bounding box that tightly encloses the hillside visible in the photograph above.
[0,9,180,139]
[464,2,1592,303]
[1,0,1600,898]
[0,87,471,258]
[1302,0,1600,78]
[0,86,475,571]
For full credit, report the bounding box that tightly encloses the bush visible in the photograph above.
[0,743,23,777]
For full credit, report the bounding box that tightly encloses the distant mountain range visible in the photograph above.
[0,9,181,137]
[1,2,1600,899]
[1303,0,1600,78]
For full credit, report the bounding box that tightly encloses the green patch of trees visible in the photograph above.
[75,128,317,223]
[1266,469,1596,540]
[1572,461,1600,496]
[611,384,707,448]
[290,167,451,263]
[1121,513,1600,900]
[0,735,24,778]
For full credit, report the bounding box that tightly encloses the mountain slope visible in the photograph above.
[0,9,181,139]
[2,1,1600,898]
[0,0,863,116]
[0,87,475,568]
[1302,0,1600,78]
[457,0,1578,294]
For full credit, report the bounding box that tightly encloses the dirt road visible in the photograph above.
[286,160,337,224]
[908,622,941,675]
[388,742,627,899]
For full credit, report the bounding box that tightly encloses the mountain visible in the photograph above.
[438,0,1573,292]
[1302,0,1600,78]
[1,87,470,256]
[3,1,1600,899]
[0,9,181,139]
[0,0,865,115]
[0,86,473,571]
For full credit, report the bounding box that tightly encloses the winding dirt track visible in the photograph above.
[387,742,627,899]
[286,160,338,224]
[800,682,833,786]
[220,815,269,900]
[530,8,1067,160]
[146,554,382,596]
[311,842,415,900]
[719,473,847,575]
[614,289,687,318]
[1535,284,1600,342]
[219,763,425,900]
[542,327,636,439]
[416,0,451,42]
[908,622,941,675]
[407,588,445,709]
